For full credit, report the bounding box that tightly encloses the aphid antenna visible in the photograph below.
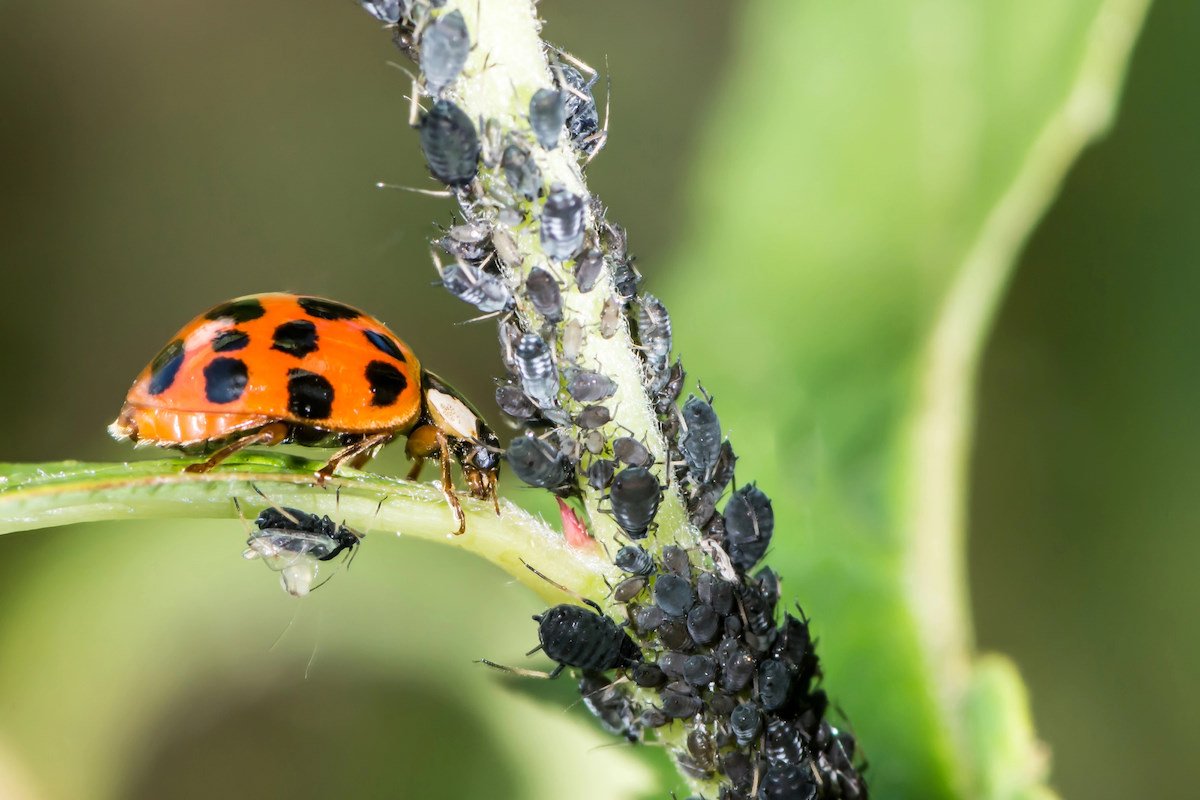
[582,59,611,166]
[376,181,454,197]
[519,558,604,614]
[384,59,419,84]
[696,382,715,405]
[406,78,426,127]
[250,483,303,526]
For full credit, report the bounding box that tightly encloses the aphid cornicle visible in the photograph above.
[109,293,499,535]
[419,9,469,94]
[419,99,480,188]
[243,505,363,597]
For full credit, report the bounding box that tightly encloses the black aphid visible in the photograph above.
[574,248,605,292]
[502,143,542,200]
[612,576,646,603]
[724,483,775,572]
[658,651,687,681]
[525,267,563,322]
[252,507,360,562]
[682,654,716,686]
[614,544,654,576]
[540,184,586,262]
[654,360,686,416]
[419,10,469,94]
[495,384,540,423]
[533,601,642,677]
[575,404,611,430]
[635,293,672,373]
[660,685,702,719]
[419,99,480,187]
[654,573,695,617]
[613,436,652,467]
[758,763,818,800]
[697,572,735,615]
[565,368,617,403]
[630,662,665,688]
[506,434,571,491]
[661,544,690,575]
[758,659,794,712]
[718,639,755,693]
[440,261,514,314]
[685,604,719,645]
[529,88,567,149]
[556,62,602,154]
[740,582,776,636]
[513,332,558,407]
[657,617,692,650]
[586,457,616,491]
[730,703,762,747]
[764,718,806,767]
[632,604,666,633]
[579,673,639,742]
[439,220,491,264]
[609,466,661,538]
[680,394,722,480]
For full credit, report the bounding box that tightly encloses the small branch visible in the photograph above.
[0,456,608,604]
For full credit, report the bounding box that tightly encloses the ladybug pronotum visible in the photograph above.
[109,292,500,534]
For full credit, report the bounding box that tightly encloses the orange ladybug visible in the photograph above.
[110,292,501,534]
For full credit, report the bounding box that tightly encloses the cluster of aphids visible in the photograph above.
[356,2,866,798]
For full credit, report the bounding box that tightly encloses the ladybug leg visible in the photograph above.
[184,422,289,474]
[436,430,467,536]
[315,432,392,484]
[404,424,465,535]
[405,457,426,482]
[404,424,440,480]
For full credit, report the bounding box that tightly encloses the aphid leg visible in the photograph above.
[477,659,564,679]
[184,422,289,474]
[315,432,392,483]
[520,559,604,615]
[583,64,611,165]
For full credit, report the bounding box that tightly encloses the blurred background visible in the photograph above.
[0,0,1191,797]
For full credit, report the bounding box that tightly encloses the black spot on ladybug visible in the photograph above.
[363,329,406,362]
[365,360,407,407]
[286,369,334,420]
[147,339,185,395]
[203,357,248,404]
[272,320,319,358]
[298,296,361,321]
[205,298,265,324]
[211,329,249,352]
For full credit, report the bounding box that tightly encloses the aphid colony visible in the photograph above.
[367,3,868,797]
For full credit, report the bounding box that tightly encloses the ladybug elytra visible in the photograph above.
[110,292,500,534]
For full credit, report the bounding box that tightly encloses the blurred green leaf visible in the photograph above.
[666,0,1149,796]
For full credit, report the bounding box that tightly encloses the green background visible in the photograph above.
[0,0,1189,797]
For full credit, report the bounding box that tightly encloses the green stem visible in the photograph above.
[0,455,609,605]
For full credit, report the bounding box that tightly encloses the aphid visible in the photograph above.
[502,143,542,200]
[685,604,719,645]
[653,360,686,416]
[560,319,585,363]
[660,684,702,719]
[661,545,690,576]
[574,404,612,430]
[439,261,515,314]
[530,601,642,677]
[495,384,540,423]
[639,707,670,729]
[756,567,781,610]
[635,293,672,371]
[720,753,755,797]
[579,673,639,742]
[689,440,737,527]
[657,652,687,681]
[724,483,775,572]
[358,0,403,23]
[656,618,692,650]
[581,428,606,455]
[513,332,558,407]
[574,249,605,292]
[608,466,661,539]
[686,727,716,768]
[438,219,491,264]
[729,704,762,747]
[612,436,651,467]
[525,267,563,323]
[586,457,616,491]
[565,369,617,403]
[740,583,776,636]
[718,640,755,693]
[599,221,638,299]
[758,659,794,712]
[419,10,470,94]
[110,293,499,534]
[630,662,665,688]
[529,88,567,150]
[242,504,362,597]
[506,433,571,491]
[654,574,695,617]
[631,604,666,634]
[612,576,647,603]
[764,718,806,767]
[758,764,818,800]
[491,228,521,266]
[682,654,716,686]
[679,394,722,481]
[772,613,819,688]
[707,691,736,717]
[599,296,622,338]
[614,544,654,576]
[555,62,602,155]
[540,184,586,262]
[419,99,480,188]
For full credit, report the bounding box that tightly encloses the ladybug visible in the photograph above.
[109,292,500,534]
